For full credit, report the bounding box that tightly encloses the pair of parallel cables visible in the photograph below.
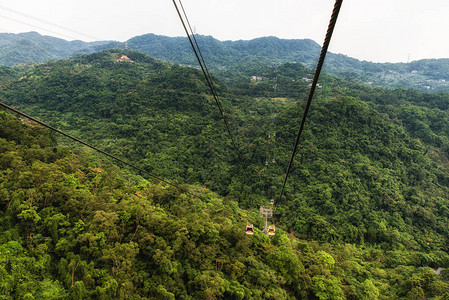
[1,0,343,201]
[172,0,243,164]
[172,0,344,203]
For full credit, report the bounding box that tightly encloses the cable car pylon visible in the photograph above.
[260,200,275,236]
[245,199,276,236]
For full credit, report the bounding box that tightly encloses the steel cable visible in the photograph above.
[279,0,343,202]
[0,101,201,199]
[172,0,243,164]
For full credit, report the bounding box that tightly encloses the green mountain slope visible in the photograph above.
[3,48,449,261]
[0,32,110,66]
[1,49,240,190]
[2,106,449,298]
[127,34,321,67]
[3,32,449,92]
[126,34,449,93]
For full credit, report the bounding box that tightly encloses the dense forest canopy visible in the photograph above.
[2,49,449,298]
[2,100,449,299]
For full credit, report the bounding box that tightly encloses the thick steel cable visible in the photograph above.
[172,0,243,164]
[177,0,221,110]
[279,0,343,202]
[0,101,201,199]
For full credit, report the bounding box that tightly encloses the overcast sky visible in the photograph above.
[0,0,448,63]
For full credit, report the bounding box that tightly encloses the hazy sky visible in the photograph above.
[0,0,448,63]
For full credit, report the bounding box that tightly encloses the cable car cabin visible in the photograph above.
[245,223,254,235]
[267,225,275,236]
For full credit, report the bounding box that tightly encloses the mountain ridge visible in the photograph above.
[0,31,110,66]
[2,31,449,92]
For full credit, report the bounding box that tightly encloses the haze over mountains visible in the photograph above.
[0,32,108,66]
[2,31,449,93]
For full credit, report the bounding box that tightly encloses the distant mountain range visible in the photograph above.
[0,32,110,66]
[2,31,449,92]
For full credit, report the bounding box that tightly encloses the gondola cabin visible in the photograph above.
[245,223,254,235]
[267,225,275,236]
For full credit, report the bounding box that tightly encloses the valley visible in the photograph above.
[1,41,449,298]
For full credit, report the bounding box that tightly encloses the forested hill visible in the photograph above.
[2,32,449,92]
[4,49,449,297]
[0,32,110,66]
[1,94,449,299]
[125,34,449,93]
[126,34,321,68]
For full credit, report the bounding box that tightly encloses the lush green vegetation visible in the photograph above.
[127,34,449,93]
[2,107,449,299]
[3,49,449,298]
